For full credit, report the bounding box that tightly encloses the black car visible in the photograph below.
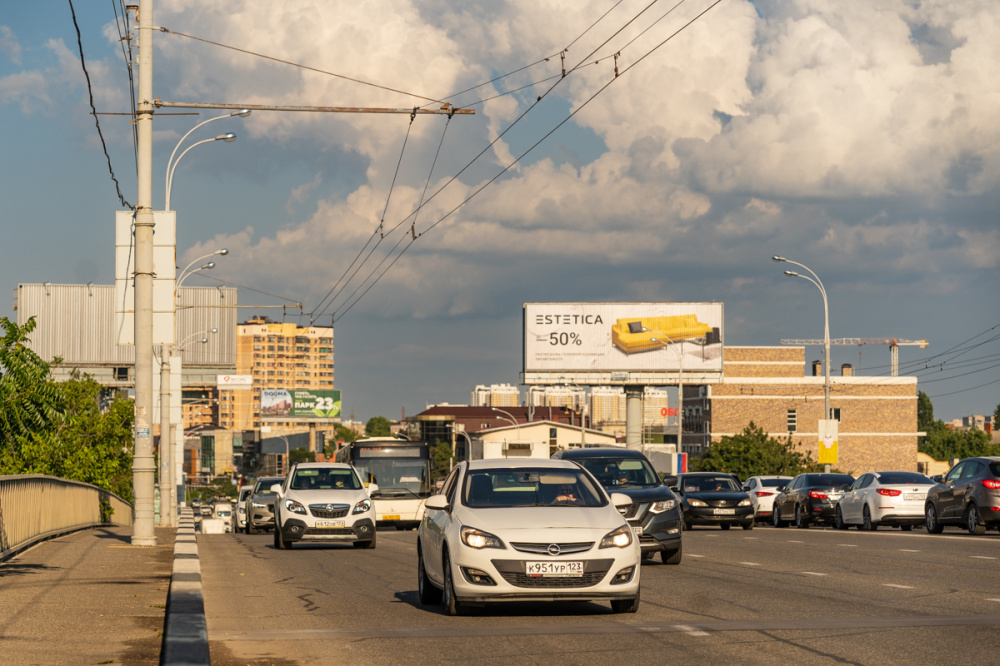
[925,456,1000,535]
[772,473,855,528]
[664,472,754,530]
[553,448,683,564]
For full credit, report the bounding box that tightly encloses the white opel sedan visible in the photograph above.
[835,470,935,531]
[271,462,378,549]
[417,459,641,616]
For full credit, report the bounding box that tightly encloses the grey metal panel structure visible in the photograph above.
[14,283,236,369]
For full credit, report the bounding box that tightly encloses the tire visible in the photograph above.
[965,504,987,536]
[247,521,258,535]
[662,544,682,565]
[641,551,654,561]
[794,505,809,529]
[925,503,943,534]
[862,506,877,531]
[610,586,640,614]
[720,523,731,531]
[353,531,377,549]
[442,551,466,616]
[682,515,692,531]
[742,520,754,531]
[900,524,913,532]
[834,506,848,530]
[773,506,787,528]
[417,544,442,605]
[274,524,290,550]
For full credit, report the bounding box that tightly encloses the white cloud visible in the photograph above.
[0,25,22,65]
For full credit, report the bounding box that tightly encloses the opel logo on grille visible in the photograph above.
[547,543,561,556]
[326,504,335,511]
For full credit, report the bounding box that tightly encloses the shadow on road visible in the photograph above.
[92,528,132,544]
[392,590,612,617]
[0,562,59,578]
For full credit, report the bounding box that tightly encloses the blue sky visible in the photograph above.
[2,0,998,424]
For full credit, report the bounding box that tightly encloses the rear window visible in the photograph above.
[760,478,788,487]
[804,474,854,487]
[989,462,1000,477]
[877,472,933,485]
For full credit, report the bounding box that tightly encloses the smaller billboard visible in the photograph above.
[261,389,342,420]
[218,374,253,389]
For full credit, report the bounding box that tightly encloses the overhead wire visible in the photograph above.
[111,0,139,173]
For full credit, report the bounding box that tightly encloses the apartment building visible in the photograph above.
[471,383,521,407]
[528,385,587,411]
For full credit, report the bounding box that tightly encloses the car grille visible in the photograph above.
[619,503,639,519]
[510,541,594,555]
[707,499,739,508]
[304,527,355,536]
[498,570,608,588]
[638,534,659,545]
[309,504,349,519]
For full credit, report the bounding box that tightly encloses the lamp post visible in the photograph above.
[491,407,521,455]
[643,327,684,456]
[773,256,832,472]
[164,109,249,211]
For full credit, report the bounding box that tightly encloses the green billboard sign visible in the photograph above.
[261,389,342,419]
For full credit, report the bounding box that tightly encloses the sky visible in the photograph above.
[1,0,998,425]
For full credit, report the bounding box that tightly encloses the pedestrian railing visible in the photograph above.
[0,474,133,562]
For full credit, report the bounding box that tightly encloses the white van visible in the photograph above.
[213,502,234,533]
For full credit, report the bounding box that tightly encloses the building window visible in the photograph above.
[787,409,797,433]
[114,367,129,381]
[830,408,841,422]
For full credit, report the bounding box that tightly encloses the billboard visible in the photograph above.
[523,302,723,385]
[218,374,253,389]
[261,389,342,420]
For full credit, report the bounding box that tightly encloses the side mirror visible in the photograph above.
[424,495,450,511]
[663,475,678,489]
[610,492,632,508]
[931,475,943,483]
[269,483,282,495]
[366,483,379,496]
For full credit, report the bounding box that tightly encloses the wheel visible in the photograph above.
[353,531,377,549]
[925,503,943,534]
[862,506,877,531]
[720,523,731,531]
[794,505,809,529]
[417,543,443,605]
[682,515,692,531]
[442,551,466,616]
[662,544,682,565]
[274,524,290,550]
[965,504,987,536]
[247,521,258,535]
[610,587,640,614]
[742,520,754,531]
[834,506,848,530]
[900,524,913,532]
[773,506,787,528]
[641,551,654,561]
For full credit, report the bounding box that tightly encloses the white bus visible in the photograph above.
[334,438,433,530]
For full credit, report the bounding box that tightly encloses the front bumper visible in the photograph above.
[249,505,275,528]
[279,516,375,543]
[626,508,682,553]
[684,505,754,525]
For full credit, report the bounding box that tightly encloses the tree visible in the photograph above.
[994,402,1000,433]
[365,416,392,437]
[430,440,453,479]
[917,391,935,433]
[289,447,314,465]
[690,422,826,478]
[0,317,65,450]
[919,426,996,462]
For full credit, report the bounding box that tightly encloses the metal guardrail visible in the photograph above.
[0,474,134,562]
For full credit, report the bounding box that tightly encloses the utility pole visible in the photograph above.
[131,0,156,546]
[159,345,172,527]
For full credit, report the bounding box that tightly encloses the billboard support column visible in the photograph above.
[625,386,643,450]
[309,422,317,456]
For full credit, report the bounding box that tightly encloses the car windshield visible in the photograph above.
[574,457,660,488]
[760,478,788,487]
[683,476,740,492]
[253,478,283,495]
[463,468,606,508]
[216,510,231,517]
[289,467,361,491]
[877,472,933,485]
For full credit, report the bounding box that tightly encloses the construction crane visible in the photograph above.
[780,338,929,377]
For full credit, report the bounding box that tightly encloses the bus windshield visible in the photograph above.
[351,445,432,499]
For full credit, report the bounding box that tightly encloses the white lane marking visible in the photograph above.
[882,584,914,589]
[688,554,705,558]
[787,540,804,543]
[970,555,997,560]
[899,549,920,552]
[743,537,759,540]
[738,562,760,566]
[674,624,709,637]
[838,544,858,547]
[800,572,828,576]
[987,599,1000,603]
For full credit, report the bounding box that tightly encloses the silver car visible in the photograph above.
[236,486,254,530]
[245,476,284,534]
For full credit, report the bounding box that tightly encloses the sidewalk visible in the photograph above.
[0,524,176,666]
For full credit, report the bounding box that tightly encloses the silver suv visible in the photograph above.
[272,462,378,549]
[245,475,284,534]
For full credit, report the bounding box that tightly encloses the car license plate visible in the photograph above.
[903,494,922,500]
[382,514,401,521]
[631,525,643,535]
[525,561,583,576]
[316,520,345,528]
[713,508,736,515]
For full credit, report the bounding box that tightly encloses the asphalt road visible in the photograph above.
[200,524,1000,665]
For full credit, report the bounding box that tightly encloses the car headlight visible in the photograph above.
[688,498,707,507]
[460,526,505,550]
[251,501,266,508]
[353,498,372,515]
[650,499,676,513]
[738,498,751,507]
[600,525,633,549]
[284,499,307,515]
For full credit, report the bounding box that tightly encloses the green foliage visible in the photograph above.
[365,415,392,437]
[336,424,357,443]
[916,392,1000,462]
[289,447,314,465]
[690,422,826,477]
[430,440,453,479]
[917,391,935,433]
[0,317,65,446]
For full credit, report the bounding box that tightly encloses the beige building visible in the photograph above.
[471,383,521,407]
[222,317,334,430]
[691,346,920,473]
[528,385,587,411]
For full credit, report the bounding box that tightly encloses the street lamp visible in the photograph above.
[491,407,521,453]
[164,108,250,211]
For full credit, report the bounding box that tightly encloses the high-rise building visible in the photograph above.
[589,387,626,425]
[471,383,521,407]
[223,317,334,430]
[528,386,587,411]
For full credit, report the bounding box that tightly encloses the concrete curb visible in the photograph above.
[161,508,211,666]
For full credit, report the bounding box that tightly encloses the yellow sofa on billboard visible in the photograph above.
[611,315,713,354]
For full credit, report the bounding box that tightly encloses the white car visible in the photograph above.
[417,459,641,616]
[235,486,253,530]
[742,475,793,523]
[835,470,935,531]
[271,462,378,549]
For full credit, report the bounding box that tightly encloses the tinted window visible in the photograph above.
[990,462,1000,477]
[463,468,606,508]
[961,462,983,480]
[859,475,873,489]
[805,474,854,487]
[760,479,787,488]
[574,457,660,488]
[876,472,933,485]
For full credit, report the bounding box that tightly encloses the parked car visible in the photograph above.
[924,456,1000,535]
[772,473,855,528]
[245,475,285,534]
[235,486,254,531]
[553,447,682,564]
[665,472,754,530]
[835,471,934,531]
[417,459,641,616]
[272,462,377,549]
[742,476,793,524]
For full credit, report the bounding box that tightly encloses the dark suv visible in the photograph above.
[772,473,855,528]
[553,448,682,564]
[925,456,1000,535]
